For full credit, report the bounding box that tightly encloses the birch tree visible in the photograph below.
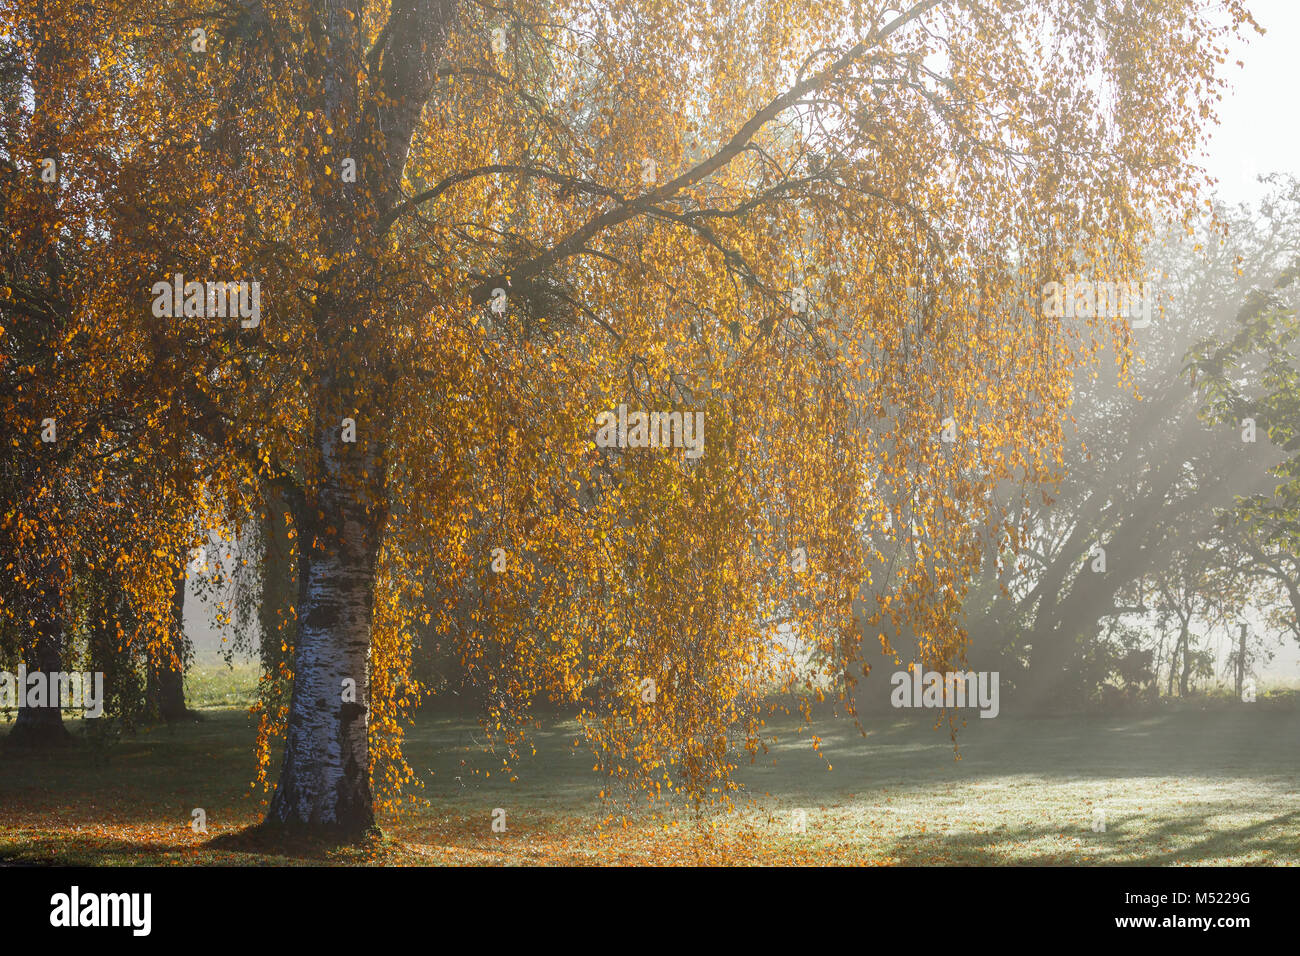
[1,0,1257,836]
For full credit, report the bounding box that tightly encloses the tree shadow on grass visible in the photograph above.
[206,822,390,863]
[0,828,397,865]
[0,837,203,866]
[739,710,1300,803]
[878,805,1300,866]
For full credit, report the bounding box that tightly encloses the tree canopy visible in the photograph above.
[0,0,1258,834]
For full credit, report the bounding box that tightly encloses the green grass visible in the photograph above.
[0,681,1296,865]
[183,654,260,710]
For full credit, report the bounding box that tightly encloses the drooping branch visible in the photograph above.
[453,0,948,305]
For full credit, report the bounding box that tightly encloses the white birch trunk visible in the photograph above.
[261,0,453,835]
[266,418,382,833]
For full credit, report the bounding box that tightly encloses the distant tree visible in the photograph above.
[0,11,210,744]
[961,185,1298,707]
[1190,181,1300,650]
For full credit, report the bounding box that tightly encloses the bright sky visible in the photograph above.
[1198,0,1300,204]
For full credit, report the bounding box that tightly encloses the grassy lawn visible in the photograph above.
[1,674,1297,865]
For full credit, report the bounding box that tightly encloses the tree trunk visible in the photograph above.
[146,646,190,722]
[146,567,195,723]
[1236,623,1246,700]
[258,0,450,837]
[264,415,384,835]
[258,481,300,708]
[1166,635,1176,697]
[8,559,72,748]
[1178,622,1191,698]
[1153,631,1166,693]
